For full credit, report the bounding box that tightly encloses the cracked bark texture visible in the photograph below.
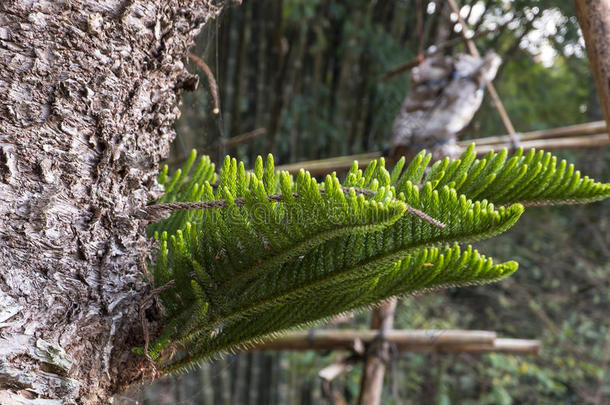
[574,0,610,137]
[0,1,219,403]
[389,52,501,163]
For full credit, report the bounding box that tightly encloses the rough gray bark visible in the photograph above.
[389,52,501,162]
[574,0,610,138]
[0,1,219,403]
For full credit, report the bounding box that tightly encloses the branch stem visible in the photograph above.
[140,187,446,229]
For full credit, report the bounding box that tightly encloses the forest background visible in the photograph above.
[135,0,610,403]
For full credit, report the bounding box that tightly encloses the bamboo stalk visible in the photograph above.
[243,352,253,405]
[248,352,260,405]
[274,127,609,176]
[358,300,400,405]
[463,338,541,355]
[230,11,247,138]
[251,330,540,355]
[252,330,496,350]
[469,133,609,155]
[466,121,607,146]
[275,151,381,176]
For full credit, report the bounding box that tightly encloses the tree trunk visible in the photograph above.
[0,1,219,403]
[574,0,610,138]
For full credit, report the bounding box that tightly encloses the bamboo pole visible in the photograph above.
[469,121,606,146]
[275,151,380,176]
[252,330,495,351]
[575,0,610,138]
[250,330,540,355]
[470,133,609,155]
[358,297,397,405]
[464,338,541,355]
[274,123,609,176]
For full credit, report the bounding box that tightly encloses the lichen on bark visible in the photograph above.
[0,1,219,403]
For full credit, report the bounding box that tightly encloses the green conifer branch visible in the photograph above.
[387,144,610,205]
[138,145,610,374]
[161,244,517,373]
